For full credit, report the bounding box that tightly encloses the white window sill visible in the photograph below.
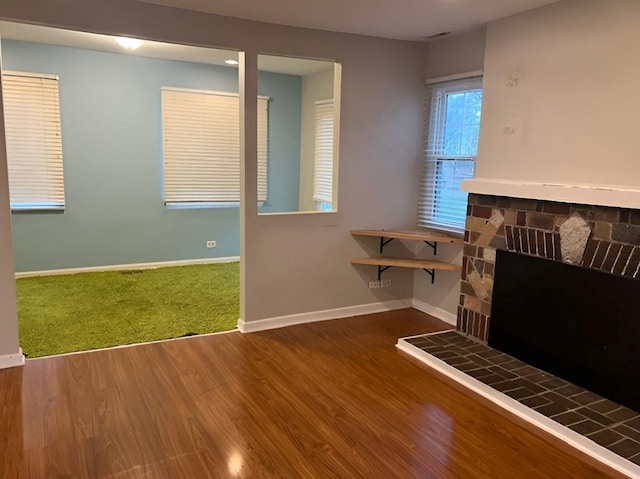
[165,201,266,209]
[418,224,465,238]
[11,205,65,213]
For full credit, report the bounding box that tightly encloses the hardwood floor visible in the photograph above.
[0,309,624,478]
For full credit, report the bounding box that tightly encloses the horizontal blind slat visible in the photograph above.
[2,72,65,207]
[162,88,268,203]
[313,100,334,204]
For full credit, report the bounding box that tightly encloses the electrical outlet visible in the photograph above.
[368,280,380,289]
[380,279,392,288]
[206,240,216,248]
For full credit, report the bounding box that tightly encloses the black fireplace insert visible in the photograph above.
[490,249,640,412]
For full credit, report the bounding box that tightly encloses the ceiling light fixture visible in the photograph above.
[225,59,239,65]
[115,37,144,50]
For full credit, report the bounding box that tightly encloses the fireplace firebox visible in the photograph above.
[489,249,640,412]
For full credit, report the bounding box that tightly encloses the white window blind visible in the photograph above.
[313,99,334,205]
[162,87,268,205]
[2,71,65,210]
[417,76,482,232]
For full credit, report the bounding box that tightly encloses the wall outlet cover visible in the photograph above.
[381,279,392,288]
[369,281,380,288]
[206,240,216,248]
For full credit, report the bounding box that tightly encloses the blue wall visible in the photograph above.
[2,40,301,272]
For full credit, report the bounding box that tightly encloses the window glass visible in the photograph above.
[417,77,483,232]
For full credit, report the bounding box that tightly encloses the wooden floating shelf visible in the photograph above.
[350,228,463,283]
[350,257,461,272]
[350,229,463,244]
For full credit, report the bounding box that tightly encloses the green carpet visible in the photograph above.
[16,262,239,358]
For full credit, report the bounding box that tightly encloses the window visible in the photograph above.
[2,71,65,210]
[313,99,334,210]
[162,87,268,206]
[417,76,482,232]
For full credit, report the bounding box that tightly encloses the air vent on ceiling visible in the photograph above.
[422,32,452,41]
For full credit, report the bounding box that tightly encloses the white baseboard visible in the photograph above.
[396,338,640,479]
[237,298,412,333]
[0,348,25,369]
[411,298,457,326]
[15,256,240,278]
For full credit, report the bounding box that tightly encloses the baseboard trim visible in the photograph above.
[237,298,412,333]
[15,256,240,278]
[396,338,640,479]
[411,298,457,326]
[0,348,25,369]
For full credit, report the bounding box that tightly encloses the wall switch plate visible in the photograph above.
[368,281,380,289]
[206,240,216,248]
[380,279,392,288]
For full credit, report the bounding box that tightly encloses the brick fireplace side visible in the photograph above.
[459,193,640,341]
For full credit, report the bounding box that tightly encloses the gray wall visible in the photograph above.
[413,27,487,319]
[3,39,301,272]
[0,0,427,357]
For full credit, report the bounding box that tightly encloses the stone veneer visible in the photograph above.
[459,194,640,342]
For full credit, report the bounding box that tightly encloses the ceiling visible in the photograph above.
[0,22,334,76]
[134,0,559,41]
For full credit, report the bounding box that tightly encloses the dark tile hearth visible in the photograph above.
[405,330,640,466]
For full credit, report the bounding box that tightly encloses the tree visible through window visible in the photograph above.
[417,77,482,232]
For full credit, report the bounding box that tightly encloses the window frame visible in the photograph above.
[417,75,483,233]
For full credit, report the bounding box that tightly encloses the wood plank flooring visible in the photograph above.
[0,309,625,478]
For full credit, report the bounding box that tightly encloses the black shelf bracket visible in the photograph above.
[379,236,394,253]
[379,237,438,256]
[368,235,440,284]
[424,241,438,255]
[377,265,391,281]
[423,268,436,284]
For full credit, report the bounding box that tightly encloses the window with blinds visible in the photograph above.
[313,99,334,208]
[162,87,268,205]
[417,76,482,232]
[2,71,65,210]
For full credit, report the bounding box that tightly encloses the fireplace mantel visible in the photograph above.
[461,178,640,209]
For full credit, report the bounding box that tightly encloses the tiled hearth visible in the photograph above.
[459,194,640,341]
[402,330,640,467]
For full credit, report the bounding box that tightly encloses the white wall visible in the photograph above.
[413,27,486,320]
[299,69,334,211]
[477,0,640,189]
[0,0,427,356]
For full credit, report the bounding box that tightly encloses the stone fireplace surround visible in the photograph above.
[459,193,640,342]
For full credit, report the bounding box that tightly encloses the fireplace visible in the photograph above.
[490,248,640,412]
[458,194,640,342]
